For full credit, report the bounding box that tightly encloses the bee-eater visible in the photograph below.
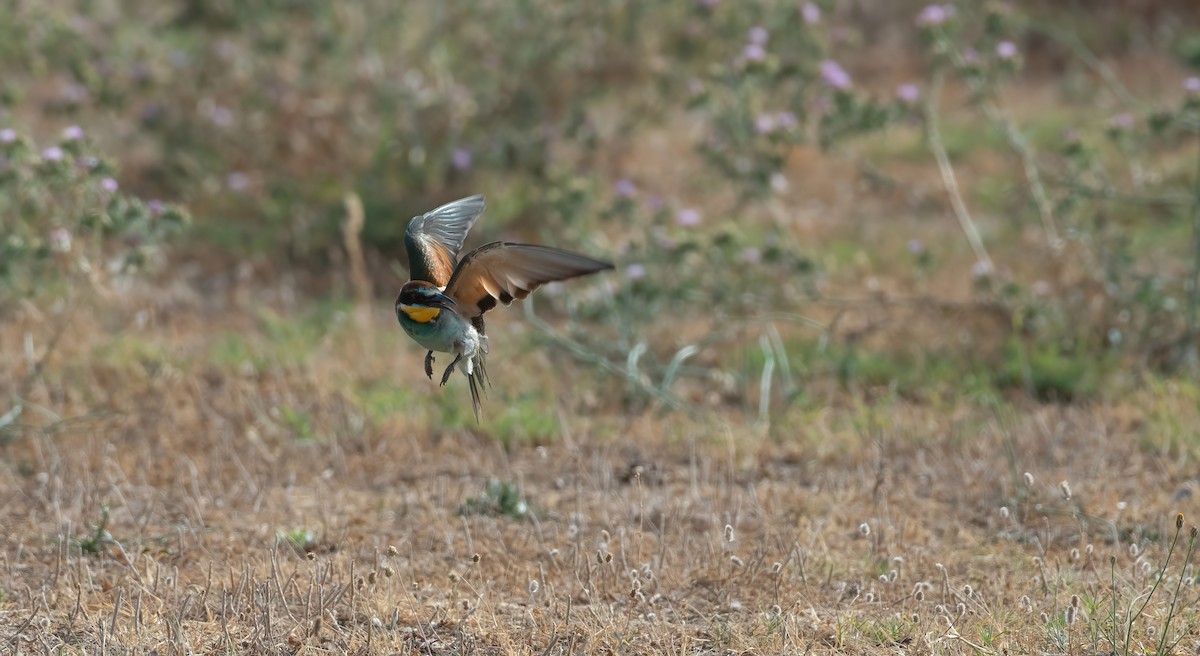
[395,194,612,419]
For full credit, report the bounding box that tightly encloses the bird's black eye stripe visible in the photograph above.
[498,291,514,304]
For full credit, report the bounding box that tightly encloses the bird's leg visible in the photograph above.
[424,351,435,380]
[439,353,463,386]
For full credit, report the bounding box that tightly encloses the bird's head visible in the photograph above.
[396,281,457,324]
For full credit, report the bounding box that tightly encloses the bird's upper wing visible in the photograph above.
[444,242,613,319]
[404,195,486,287]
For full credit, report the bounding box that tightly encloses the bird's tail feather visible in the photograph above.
[467,353,490,422]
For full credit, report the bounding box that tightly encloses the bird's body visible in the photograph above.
[395,195,612,419]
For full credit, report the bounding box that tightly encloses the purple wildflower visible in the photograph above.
[1031,280,1051,296]
[226,171,248,191]
[62,125,84,141]
[1186,77,1200,94]
[675,208,701,227]
[148,200,165,215]
[615,179,636,198]
[1111,113,1134,129]
[801,2,821,24]
[907,239,925,255]
[996,41,1018,59]
[775,111,798,129]
[916,4,954,26]
[0,128,16,143]
[970,260,992,278]
[42,146,64,162]
[962,48,981,65]
[743,43,766,62]
[100,178,118,193]
[755,114,777,134]
[80,156,99,169]
[645,194,664,213]
[452,148,472,171]
[625,263,646,280]
[819,60,852,90]
[748,26,768,46]
[896,83,920,104]
[741,247,762,264]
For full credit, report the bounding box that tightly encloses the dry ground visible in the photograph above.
[2,278,1200,655]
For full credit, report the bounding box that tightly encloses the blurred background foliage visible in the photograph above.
[3,0,1200,420]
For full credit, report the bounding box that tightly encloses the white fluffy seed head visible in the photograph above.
[1023,472,1035,486]
[724,524,735,543]
[1059,480,1072,500]
[859,523,871,536]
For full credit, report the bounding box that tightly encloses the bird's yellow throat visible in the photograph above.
[401,305,441,323]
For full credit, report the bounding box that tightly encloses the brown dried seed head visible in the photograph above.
[472,553,481,563]
[368,571,377,585]
[1070,594,1080,608]
[386,545,398,557]
[306,551,316,561]
[383,566,394,578]
[1178,513,1185,530]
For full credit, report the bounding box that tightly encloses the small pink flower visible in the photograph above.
[675,208,701,226]
[801,2,820,24]
[625,263,646,280]
[907,239,925,255]
[1185,77,1200,94]
[100,177,118,193]
[819,60,852,90]
[896,83,920,103]
[50,228,72,254]
[452,148,472,171]
[226,171,248,191]
[0,128,15,143]
[42,146,64,162]
[755,114,776,134]
[996,41,1018,59]
[970,260,992,278]
[741,247,762,264]
[614,179,636,198]
[1111,113,1134,129]
[62,125,84,141]
[743,43,766,62]
[1031,280,1050,296]
[748,26,768,46]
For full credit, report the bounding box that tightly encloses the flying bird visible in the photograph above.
[395,195,612,419]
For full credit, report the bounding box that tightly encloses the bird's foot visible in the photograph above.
[424,351,435,380]
[440,354,463,386]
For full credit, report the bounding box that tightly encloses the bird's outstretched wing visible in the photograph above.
[404,195,486,287]
[444,242,614,320]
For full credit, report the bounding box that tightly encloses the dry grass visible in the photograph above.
[2,274,1199,654]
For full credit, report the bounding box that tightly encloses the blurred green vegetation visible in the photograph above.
[3,0,1200,424]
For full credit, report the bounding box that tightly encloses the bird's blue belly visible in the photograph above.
[399,315,462,353]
